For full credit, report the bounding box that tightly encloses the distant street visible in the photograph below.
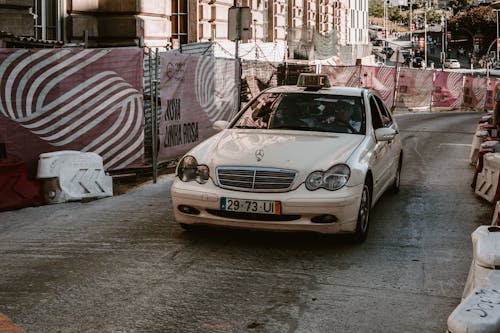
[374,36,471,69]
[0,111,493,333]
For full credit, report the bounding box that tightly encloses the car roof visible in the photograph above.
[262,85,368,97]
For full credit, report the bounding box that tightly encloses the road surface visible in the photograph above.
[0,111,492,332]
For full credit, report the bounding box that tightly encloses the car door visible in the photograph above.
[368,94,397,201]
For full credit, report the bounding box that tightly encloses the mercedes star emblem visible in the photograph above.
[255,149,264,162]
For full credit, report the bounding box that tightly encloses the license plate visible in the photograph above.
[221,197,281,215]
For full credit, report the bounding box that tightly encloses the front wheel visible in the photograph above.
[391,155,402,193]
[353,182,371,243]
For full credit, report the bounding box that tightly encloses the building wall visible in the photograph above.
[347,0,369,45]
[0,0,35,37]
[1,0,368,53]
[69,0,170,48]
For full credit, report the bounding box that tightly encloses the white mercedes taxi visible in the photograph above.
[171,74,403,242]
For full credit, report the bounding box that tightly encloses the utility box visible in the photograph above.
[37,151,112,204]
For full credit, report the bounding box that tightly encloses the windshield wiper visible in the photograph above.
[234,125,259,129]
[272,125,315,131]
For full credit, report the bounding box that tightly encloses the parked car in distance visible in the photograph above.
[381,46,394,58]
[413,56,424,68]
[170,74,403,243]
[402,52,411,66]
[490,66,500,77]
[444,59,461,69]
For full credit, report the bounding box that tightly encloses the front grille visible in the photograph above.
[207,209,300,221]
[216,167,297,192]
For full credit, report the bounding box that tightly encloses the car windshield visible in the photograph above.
[232,92,365,134]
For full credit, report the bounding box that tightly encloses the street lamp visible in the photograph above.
[490,1,500,64]
[441,14,446,69]
[253,19,258,59]
[496,9,499,64]
[424,1,428,68]
[409,0,412,48]
[384,0,388,64]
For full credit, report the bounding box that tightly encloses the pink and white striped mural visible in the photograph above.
[395,68,434,110]
[0,48,144,174]
[463,76,488,111]
[361,65,396,109]
[320,66,361,87]
[432,71,464,109]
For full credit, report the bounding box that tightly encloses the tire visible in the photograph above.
[353,182,372,243]
[391,155,402,193]
[179,223,199,232]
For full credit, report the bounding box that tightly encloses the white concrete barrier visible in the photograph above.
[448,287,500,333]
[37,150,113,204]
[463,226,500,298]
[492,201,500,226]
[470,130,491,166]
[449,226,500,332]
[475,153,500,203]
[480,115,493,123]
[482,140,500,152]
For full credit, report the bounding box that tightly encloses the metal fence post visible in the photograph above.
[152,48,159,183]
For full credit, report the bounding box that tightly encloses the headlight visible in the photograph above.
[305,164,350,191]
[177,155,210,184]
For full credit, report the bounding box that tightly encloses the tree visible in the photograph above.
[369,0,407,28]
[447,0,474,14]
[388,7,405,24]
[447,6,496,56]
[369,0,384,18]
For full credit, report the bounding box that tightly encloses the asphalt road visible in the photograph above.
[0,111,493,333]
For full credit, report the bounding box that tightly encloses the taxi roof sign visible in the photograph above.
[297,73,331,89]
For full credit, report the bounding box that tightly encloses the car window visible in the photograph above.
[369,96,384,129]
[232,92,280,129]
[232,92,365,134]
[373,95,393,127]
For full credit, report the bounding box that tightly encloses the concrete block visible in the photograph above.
[69,14,98,37]
[448,287,500,333]
[463,226,500,298]
[37,150,112,204]
[470,130,490,166]
[475,153,500,203]
[71,0,99,12]
[98,16,143,38]
[138,15,169,38]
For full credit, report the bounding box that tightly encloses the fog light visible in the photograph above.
[311,214,338,224]
[48,190,56,199]
[178,205,200,215]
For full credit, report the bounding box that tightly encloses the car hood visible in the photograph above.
[191,129,365,173]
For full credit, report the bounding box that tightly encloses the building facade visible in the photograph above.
[1,0,369,59]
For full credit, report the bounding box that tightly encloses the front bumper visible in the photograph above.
[171,178,364,234]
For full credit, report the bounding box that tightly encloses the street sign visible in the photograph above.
[228,6,251,41]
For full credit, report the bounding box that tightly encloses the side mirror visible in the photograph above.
[375,127,398,141]
[213,120,229,132]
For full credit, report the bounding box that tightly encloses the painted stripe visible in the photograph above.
[26,77,125,130]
